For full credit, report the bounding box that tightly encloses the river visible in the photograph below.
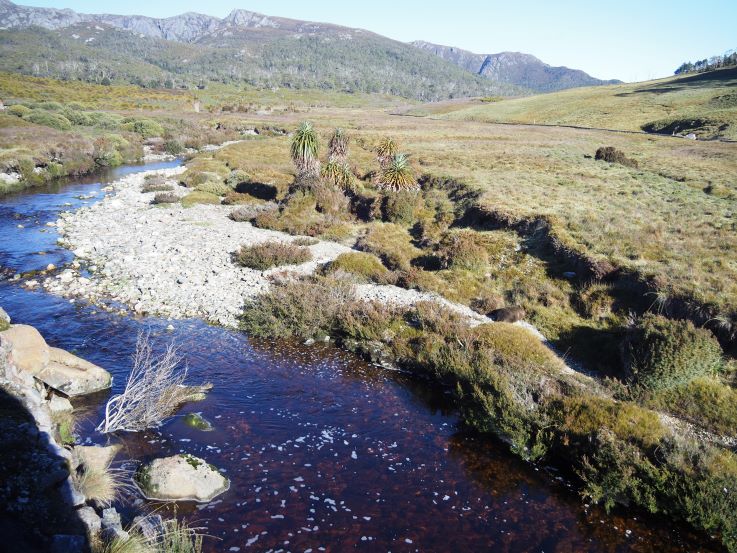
[0,161,719,552]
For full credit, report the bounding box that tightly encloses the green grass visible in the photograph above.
[424,67,737,140]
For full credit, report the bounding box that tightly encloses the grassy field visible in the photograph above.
[403,66,737,140]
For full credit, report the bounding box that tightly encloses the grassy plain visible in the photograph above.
[404,66,737,140]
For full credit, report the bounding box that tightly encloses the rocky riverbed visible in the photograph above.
[46,167,504,329]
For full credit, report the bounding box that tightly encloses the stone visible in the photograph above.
[132,514,164,541]
[0,306,9,324]
[101,507,128,541]
[35,347,112,397]
[77,505,102,535]
[0,324,50,372]
[48,394,73,413]
[60,477,86,507]
[136,454,230,502]
[47,263,56,271]
[183,412,213,431]
[51,534,86,553]
[73,444,121,472]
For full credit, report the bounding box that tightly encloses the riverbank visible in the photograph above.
[49,166,516,330]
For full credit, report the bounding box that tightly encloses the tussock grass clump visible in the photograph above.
[235,241,312,270]
[323,252,393,284]
[437,229,490,270]
[180,191,220,208]
[381,189,423,225]
[152,192,179,205]
[623,314,723,391]
[594,146,638,168]
[356,223,422,271]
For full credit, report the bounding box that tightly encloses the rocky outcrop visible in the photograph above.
[412,40,622,92]
[0,324,112,396]
[136,454,229,502]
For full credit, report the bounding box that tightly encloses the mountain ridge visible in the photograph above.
[412,40,622,92]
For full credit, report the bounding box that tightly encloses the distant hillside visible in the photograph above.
[405,66,737,140]
[412,41,621,92]
[0,0,526,101]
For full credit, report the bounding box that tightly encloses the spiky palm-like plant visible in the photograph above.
[377,153,418,192]
[375,136,398,168]
[327,128,349,163]
[321,160,355,190]
[291,122,320,179]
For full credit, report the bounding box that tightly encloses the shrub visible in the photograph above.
[253,190,330,236]
[437,229,490,271]
[647,377,737,435]
[223,191,264,205]
[356,223,422,270]
[180,191,221,207]
[382,189,423,225]
[34,101,63,111]
[551,396,665,448]
[7,104,32,117]
[123,118,164,138]
[141,174,173,193]
[226,169,250,188]
[472,323,563,372]
[594,146,638,168]
[240,277,352,340]
[229,203,276,222]
[152,192,179,204]
[195,180,231,196]
[577,282,615,320]
[324,252,393,283]
[623,314,723,391]
[24,110,72,131]
[164,139,184,155]
[234,241,312,270]
[303,179,351,217]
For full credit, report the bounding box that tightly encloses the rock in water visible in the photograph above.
[183,412,213,431]
[136,454,229,502]
[0,324,112,396]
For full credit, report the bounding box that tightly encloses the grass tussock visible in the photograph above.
[234,241,312,270]
[323,252,393,284]
[356,223,422,271]
[180,191,220,208]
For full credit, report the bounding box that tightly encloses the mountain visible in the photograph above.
[0,0,526,101]
[412,41,621,92]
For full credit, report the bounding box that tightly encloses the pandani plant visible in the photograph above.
[321,160,355,190]
[290,121,320,180]
[375,136,398,169]
[377,153,418,192]
[327,128,349,163]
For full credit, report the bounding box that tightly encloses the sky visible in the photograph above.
[17,0,737,83]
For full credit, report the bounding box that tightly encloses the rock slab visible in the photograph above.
[136,454,229,502]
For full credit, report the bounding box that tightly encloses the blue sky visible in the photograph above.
[18,0,737,82]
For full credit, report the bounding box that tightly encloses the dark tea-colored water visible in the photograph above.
[0,162,720,552]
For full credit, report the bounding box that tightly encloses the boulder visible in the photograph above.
[48,394,73,414]
[37,347,112,397]
[0,324,49,372]
[73,444,120,472]
[0,325,112,396]
[136,454,229,502]
[77,505,102,535]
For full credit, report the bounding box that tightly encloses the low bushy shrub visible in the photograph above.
[356,223,422,271]
[623,314,723,391]
[152,192,179,204]
[24,110,72,131]
[594,146,639,168]
[240,276,352,340]
[235,241,312,270]
[195,180,231,196]
[253,191,330,236]
[437,229,490,270]
[141,174,173,193]
[228,203,276,222]
[323,252,393,284]
[7,104,31,117]
[164,139,184,155]
[180,191,220,207]
[382,190,423,225]
[123,118,164,138]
